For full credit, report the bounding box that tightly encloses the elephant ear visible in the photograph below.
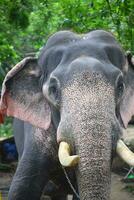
[0,57,51,130]
[120,53,134,128]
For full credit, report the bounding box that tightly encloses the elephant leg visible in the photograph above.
[8,152,52,200]
[43,180,68,200]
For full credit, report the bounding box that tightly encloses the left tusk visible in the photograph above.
[116,139,134,166]
[58,141,80,167]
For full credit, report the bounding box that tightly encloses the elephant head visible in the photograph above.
[1,30,134,200]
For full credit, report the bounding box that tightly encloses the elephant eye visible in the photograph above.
[49,84,58,98]
[46,77,61,107]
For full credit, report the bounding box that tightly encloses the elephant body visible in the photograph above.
[13,118,75,199]
[0,30,134,200]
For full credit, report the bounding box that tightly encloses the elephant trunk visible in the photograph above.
[57,76,117,199]
[76,136,111,200]
[74,123,112,200]
[58,117,112,200]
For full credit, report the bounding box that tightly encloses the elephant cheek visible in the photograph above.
[56,121,73,144]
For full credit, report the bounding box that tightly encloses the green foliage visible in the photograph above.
[0,0,34,87]
[0,0,133,80]
[125,185,134,194]
[0,118,13,138]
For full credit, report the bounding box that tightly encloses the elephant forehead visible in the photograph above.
[61,72,114,107]
[60,72,116,134]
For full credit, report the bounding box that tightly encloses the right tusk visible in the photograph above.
[116,139,134,166]
[58,141,80,167]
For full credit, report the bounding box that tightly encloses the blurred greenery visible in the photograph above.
[0,0,134,137]
[125,185,134,194]
[0,118,13,138]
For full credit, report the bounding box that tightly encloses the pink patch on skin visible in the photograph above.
[1,93,51,130]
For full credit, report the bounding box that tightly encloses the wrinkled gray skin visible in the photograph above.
[3,30,134,200]
[13,118,72,200]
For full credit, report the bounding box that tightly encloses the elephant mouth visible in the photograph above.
[58,138,134,167]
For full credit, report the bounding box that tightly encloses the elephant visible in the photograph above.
[0,30,134,200]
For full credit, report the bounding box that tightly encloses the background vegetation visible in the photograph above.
[0,0,134,137]
[0,118,13,138]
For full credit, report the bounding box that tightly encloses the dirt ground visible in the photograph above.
[111,173,134,200]
[0,171,133,200]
